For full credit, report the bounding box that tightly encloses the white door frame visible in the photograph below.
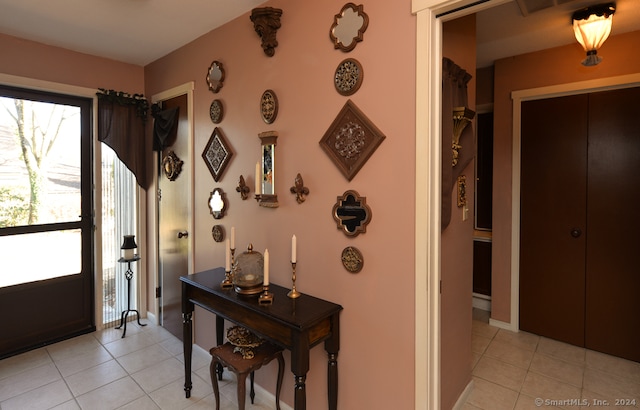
[151,82,195,320]
[411,1,509,408]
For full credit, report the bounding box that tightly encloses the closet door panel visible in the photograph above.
[520,95,589,347]
[586,87,640,362]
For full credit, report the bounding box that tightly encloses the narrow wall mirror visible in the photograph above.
[255,131,278,207]
[208,188,227,219]
[329,3,369,52]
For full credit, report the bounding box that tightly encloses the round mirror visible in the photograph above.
[208,188,227,219]
[330,3,369,52]
[206,61,225,93]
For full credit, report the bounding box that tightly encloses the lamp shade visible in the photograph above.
[121,235,137,260]
[572,3,616,66]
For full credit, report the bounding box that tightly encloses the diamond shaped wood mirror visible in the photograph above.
[202,127,233,182]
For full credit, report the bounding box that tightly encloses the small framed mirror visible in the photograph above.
[206,61,225,93]
[255,131,279,207]
[329,3,369,52]
[332,190,371,236]
[208,188,227,219]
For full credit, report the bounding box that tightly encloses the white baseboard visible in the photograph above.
[489,318,518,332]
[453,379,474,410]
[146,311,159,325]
[472,293,491,311]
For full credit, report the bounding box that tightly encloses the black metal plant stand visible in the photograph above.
[115,255,146,337]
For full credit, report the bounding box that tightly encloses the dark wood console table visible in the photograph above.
[181,268,342,410]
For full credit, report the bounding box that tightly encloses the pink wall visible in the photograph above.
[491,30,640,324]
[144,0,417,408]
[441,15,476,410]
[0,33,144,93]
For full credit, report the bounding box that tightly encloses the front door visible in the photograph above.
[157,94,189,340]
[0,86,94,358]
[520,87,640,362]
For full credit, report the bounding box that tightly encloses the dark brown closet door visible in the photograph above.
[585,87,640,362]
[520,94,589,347]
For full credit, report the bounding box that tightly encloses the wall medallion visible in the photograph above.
[162,150,183,181]
[341,246,364,273]
[212,225,224,242]
[202,127,233,182]
[260,89,278,124]
[334,58,363,96]
[319,99,385,181]
[209,99,223,124]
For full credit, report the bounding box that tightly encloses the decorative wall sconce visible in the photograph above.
[250,7,283,57]
[255,131,279,208]
[290,173,310,204]
[208,188,227,219]
[236,175,250,200]
[572,3,615,66]
[452,107,475,167]
[332,190,371,237]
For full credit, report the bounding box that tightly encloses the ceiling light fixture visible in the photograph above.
[572,2,616,66]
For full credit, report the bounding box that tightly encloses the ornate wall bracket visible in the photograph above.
[250,7,283,57]
[255,194,279,208]
[452,106,475,167]
[162,150,183,181]
[290,173,310,204]
[236,175,250,200]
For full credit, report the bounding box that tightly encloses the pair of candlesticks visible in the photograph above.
[222,248,300,305]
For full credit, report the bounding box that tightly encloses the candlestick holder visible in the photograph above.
[258,285,274,305]
[287,261,301,299]
[221,248,236,288]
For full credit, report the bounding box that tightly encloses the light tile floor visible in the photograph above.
[464,309,640,410]
[0,321,280,410]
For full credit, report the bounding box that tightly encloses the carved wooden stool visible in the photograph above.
[209,342,284,410]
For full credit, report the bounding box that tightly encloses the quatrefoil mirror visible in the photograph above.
[332,190,371,237]
[330,3,369,52]
[208,188,227,219]
[206,61,225,93]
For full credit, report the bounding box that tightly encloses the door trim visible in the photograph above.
[509,73,640,333]
[150,82,195,322]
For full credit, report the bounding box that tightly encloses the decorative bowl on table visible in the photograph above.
[227,326,263,359]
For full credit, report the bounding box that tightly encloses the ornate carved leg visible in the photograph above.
[294,374,307,410]
[183,311,193,398]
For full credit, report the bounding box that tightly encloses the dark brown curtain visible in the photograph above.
[442,57,475,230]
[97,90,150,189]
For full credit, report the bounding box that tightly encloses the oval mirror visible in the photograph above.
[329,3,369,52]
[208,188,227,219]
[206,61,225,93]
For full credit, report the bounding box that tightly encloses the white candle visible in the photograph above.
[291,235,297,263]
[230,227,235,250]
[263,249,270,286]
[255,161,261,194]
[225,239,230,271]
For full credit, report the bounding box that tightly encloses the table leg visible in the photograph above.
[294,374,307,410]
[327,353,338,410]
[183,311,193,398]
[216,316,224,380]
